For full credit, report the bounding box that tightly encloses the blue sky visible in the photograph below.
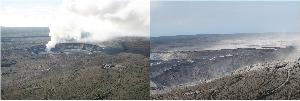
[151,1,300,36]
[0,0,62,27]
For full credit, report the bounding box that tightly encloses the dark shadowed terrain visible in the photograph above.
[150,33,300,99]
[1,27,150,100]
[152,58,300,100]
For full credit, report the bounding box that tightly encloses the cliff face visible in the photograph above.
[27,37,149,56]
[150,47,295,89]
[151,58,300,100]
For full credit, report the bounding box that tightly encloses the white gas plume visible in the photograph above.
[203,33,300,51]
[46,0,150,50]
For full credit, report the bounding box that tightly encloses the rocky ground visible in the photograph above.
[150,46,294,89]
[150,33,300,100]
[2,52,149,100]
[151,57,300,100]
[1,27,150,100]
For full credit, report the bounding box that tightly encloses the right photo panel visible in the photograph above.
[150,1,300,100]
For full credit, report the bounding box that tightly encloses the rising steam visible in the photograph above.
[46,0,150,50]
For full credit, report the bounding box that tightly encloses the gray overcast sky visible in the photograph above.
[151,1,300,36]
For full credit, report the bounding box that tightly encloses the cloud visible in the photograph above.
[46,0,150,50]
[0,0,60,27]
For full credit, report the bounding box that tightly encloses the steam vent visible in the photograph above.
[2,0,300,100]
[28,43,104,54]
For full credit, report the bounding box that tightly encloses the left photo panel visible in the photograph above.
[1,0,150,100]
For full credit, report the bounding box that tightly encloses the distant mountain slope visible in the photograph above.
[150,33,300,52]
[1,27,49,37]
